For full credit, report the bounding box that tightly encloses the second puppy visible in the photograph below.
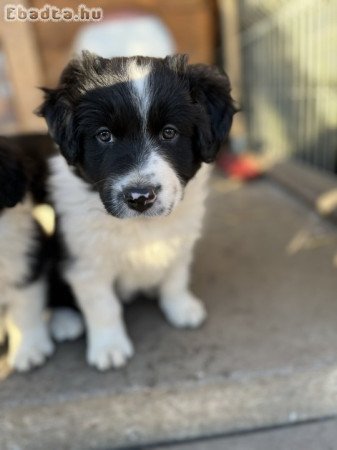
[0,135,54,371]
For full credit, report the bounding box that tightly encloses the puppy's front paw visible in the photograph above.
[160,293,207,329]
[8,327,55,372]
[87,327,134,371]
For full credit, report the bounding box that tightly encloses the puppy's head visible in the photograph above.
[0,138,27,210]
[38,52,236,218]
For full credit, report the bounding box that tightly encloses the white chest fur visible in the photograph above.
[49,156,211,292]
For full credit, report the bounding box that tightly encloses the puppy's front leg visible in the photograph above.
[159,253,207,329]
[69,275,134,371]
[6,280,54,372]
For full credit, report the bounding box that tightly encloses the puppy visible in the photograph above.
[0,135,54,371]
[38,52,236,370]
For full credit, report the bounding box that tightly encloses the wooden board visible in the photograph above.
[0,0,46,132]
[30,0,217,86]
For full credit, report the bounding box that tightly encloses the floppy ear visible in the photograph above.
[37,51,109,164]
[36,54,92,164]
[187,64,237,163]
[36,87,78,164]
[0,146,27,208]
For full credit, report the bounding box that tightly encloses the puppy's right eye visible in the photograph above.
[96,129,113,143]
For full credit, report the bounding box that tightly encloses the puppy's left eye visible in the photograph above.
[160,127,178,141]
[96,129,113,143]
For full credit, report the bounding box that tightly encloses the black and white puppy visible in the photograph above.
[38,52,236,370]
[0,135,84,371]
[0,135,54,371]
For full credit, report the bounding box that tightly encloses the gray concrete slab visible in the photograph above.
[153,419,337,450]
[270,159,337,223]
[2,174,337,449]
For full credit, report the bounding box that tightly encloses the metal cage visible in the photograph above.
[240,0,337,172]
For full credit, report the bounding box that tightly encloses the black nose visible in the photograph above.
[123,186,157,212]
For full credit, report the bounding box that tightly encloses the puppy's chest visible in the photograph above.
[119,227,189,291]
[119,227,183,270]
[79,216,186,276]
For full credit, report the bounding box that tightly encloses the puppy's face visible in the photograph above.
[39,53,236,218]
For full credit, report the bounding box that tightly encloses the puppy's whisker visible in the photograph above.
[92,177,111,188]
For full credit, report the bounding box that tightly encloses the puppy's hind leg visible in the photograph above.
[50,308,84,342]
[159,253,207,329]
[6,279,54,372]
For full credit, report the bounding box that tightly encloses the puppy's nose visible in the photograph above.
[123,186,157,212]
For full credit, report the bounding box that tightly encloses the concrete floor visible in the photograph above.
[2,174,337,449]
[153,419,337,450]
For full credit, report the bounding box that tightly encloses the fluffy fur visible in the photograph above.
[38,52,236,370]
[0,136,54,371]
[0,135,84,371]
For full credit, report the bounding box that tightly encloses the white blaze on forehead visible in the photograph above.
[127,59,152,120]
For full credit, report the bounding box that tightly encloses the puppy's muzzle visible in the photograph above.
[123,186,158,212]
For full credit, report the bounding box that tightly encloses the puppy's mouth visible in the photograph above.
[104,201,173,219]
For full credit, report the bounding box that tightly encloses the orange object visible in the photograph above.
[217,153,263,180]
